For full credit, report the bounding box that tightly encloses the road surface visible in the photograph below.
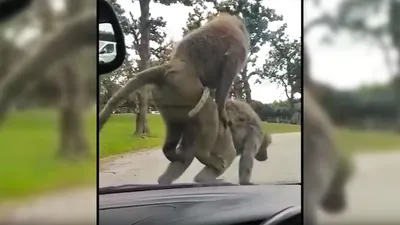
[0,187,96,224]
[3,132,399,224]
[99,132,301,186]
[319,151,400,224]
[100,132,400,224]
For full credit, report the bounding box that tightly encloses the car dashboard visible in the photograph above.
[99,183,301,225]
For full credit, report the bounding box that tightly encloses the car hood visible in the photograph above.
[99,183,301,225]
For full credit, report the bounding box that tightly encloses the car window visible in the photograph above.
[103,43,115,53]
[99,41,106,49]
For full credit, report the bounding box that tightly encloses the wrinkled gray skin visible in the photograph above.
[160,99,271,185]
[303,88,354,225]
[174,12,250,128]
[158,94,237,185]
[226,99,271,185]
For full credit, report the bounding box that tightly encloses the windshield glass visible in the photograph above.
[99,41,106,50]
[98,1,301,187]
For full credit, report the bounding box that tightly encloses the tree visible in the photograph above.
[108,0,189,137]
[182,1,214,36]
[0,0,96,159]
[215,0,285,102]
[263,37,301,116]
[52,1,92,159]
[306,0,400,131]
[183,0,285,102]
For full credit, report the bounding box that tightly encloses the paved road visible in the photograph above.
[3,132,398,224]
[0,187,96,224]
[99,132,301,187]
[100,132,400,224]
[319,151,400,224]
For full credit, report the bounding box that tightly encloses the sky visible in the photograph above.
[305,0,394,90]
[11,0,394,103]
[111,0,302,104]
[8,0,65,47]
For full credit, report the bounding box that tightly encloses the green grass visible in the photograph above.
[335,127,400,155]
[4,109,395,200]
[100,113,300,158]
[0,109,96,201]
[261,122,300,134]
[100,114,400,158]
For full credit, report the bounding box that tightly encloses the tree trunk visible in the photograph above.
[55,0,89,159]
[134,0,151,136]
[240,67,251,102]
[57,64,89,160]
[389,0,400,132]
[134,91,150,136]
[289,99,295,117]
[232,77,243,100]
[243,80,252,102]
[394,75,400,132]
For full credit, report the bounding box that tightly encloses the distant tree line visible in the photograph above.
[313,80,398,131]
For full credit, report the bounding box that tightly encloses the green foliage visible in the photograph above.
[0,110,96,200]
[154,0,196,6]
[108,0,169,58]
[108,0,131,35]
[263,37,301,104]
[182,1,214,36]
[99,113,300,157]
[252,99,301,123]
[315,81,398,130]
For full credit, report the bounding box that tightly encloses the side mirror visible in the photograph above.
[98,0,126,75]
[99,49,106,54]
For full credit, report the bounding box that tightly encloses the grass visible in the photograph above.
[0,109,96,201]
[334,127,400,155]
[99,113,300,158]
[100,114,400,157]
[3,109,395,200]
[261,122,300,134]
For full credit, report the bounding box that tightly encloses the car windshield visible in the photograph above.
[98,1,301,188]
[1,1,300,223]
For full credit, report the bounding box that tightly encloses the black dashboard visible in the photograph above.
[99,183,301,225]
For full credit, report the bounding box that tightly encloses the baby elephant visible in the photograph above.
[157,98,271,186]
[226,99,272,185]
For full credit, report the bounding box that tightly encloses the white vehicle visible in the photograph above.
[99,40,117,64]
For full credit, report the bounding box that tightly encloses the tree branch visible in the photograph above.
[129,12,140,48]
[0,10,96,126]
